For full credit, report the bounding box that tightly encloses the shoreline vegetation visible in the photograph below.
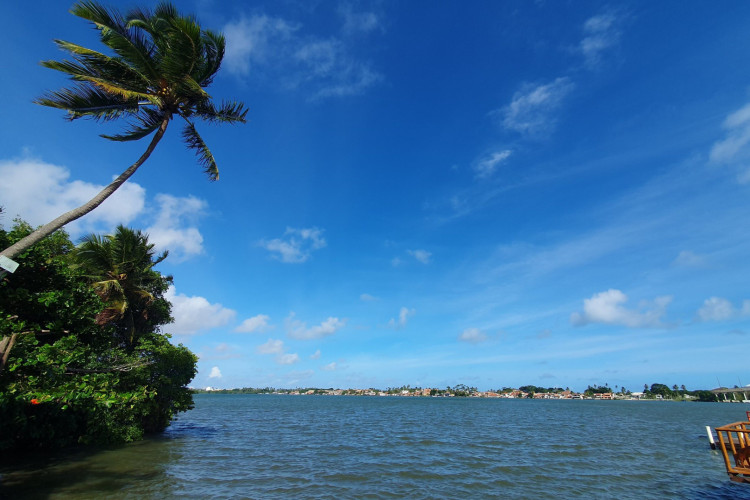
[0,222,197,451]
[1,2,245,453]
[192,383,723,402]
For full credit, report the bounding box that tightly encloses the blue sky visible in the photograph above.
[2,1,750,392]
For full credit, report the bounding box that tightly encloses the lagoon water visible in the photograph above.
[3,394,750,499]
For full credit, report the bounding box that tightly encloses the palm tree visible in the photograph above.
[73,225,171,346]
[1,1,247,261]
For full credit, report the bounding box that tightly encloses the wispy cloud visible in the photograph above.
[197,343,242,361]
[579,12,621,68]
[235,314,272,333]
[165,286,236,335]
[260,227,326,263]
[224,11,383,99]
[407,249,432,264]
[673,250,706,268]
[458,328,488,344]
[570,289,672,328]
[388,307,415,329]
[499,77,575,137]
[256,338,300,365]
[257,338,284,354]
[474,150,512,179]
[696,297,750,322]
[286,313,346,340]
[322,362,337,371]
[710,102,750,183]
[360,293,379,302]
[223,15,297,77]
[338,4,382,36]
[278,353,300,365]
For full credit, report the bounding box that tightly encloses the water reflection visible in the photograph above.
[1,436,177,498]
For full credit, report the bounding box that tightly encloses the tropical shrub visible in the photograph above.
[0,221,196,450]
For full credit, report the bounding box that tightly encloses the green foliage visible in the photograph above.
[72,225,173,347]
[583,384,613,396]
[648,383,674,399]
[692,390,719,403]
[0,222,196,450]
[519,385,565,394]
[36,1,247,179]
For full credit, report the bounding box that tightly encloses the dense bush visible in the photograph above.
[0,222,196,450]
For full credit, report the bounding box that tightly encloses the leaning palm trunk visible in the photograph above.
[0,1,246,262]
[0,118,168,260]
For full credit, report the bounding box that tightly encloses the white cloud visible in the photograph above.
[570,289,672,328]
[391,257,403,267]
[209,366,222,378]
[697,297,734,322]
[164,286,236,335]
[500,77,575,136]
[286,313,346,340]
[223,15,298,76]
[256,338,300,365]
[278,353,300,365]
[322,362,337,371]
[360,293,379,302]
[474,150,512,179]
[235,314,271,333]
[388,307,415,329]
[407,249,432,264]
[458,328,488,344]
[0,157,145,237]
[697,297,750,322]
[145,194,207,261]
[580,12,620,68]
[310,349,321,360]
[257,338,285,355]
[260,227,326,263]
[0,157,210,262]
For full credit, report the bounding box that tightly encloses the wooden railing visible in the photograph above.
[715,421,750,483]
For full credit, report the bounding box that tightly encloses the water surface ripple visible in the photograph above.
[2,395,750,499]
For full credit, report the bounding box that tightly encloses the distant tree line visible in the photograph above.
[192,383,722,402]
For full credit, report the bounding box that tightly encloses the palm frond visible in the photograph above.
[40,1,247,180]
[182,121,219,180]
[101,108,166,141]
[159,17,201,81]
[35,84,140,121]
[194,100,248,124]
[72,1,157,80]
[153,250,169,265]
[193,29,225,86]
[91,278,125,300]
[51,40,153,93]
[175,75,209,103]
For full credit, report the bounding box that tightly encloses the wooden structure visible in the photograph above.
[715,420,750,483]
